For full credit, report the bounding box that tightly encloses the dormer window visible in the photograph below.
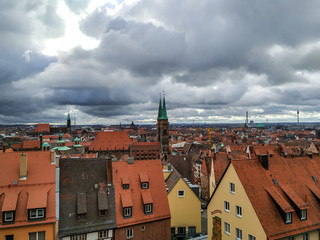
[99,210,106,216]
[3,211,15,224]
[123,184,129,189]
[29,208,45,220]
[144,204,153,214]
[285,212,292,224]
[141,182,149,189]
[123,207,132,218]
[78,213,86,220]
[301,209,307,220]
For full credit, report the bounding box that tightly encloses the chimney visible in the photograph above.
[106,156,112,185]
[20,153,27,179]
[50,150,56,164]
[127,157,134,164]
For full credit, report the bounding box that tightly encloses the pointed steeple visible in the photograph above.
[67,112,71,121]
[161,92,168,120]
[157,93,163,120]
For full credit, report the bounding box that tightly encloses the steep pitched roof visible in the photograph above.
[232,156,320,239]
[59,158,116,237]
[34,124,50,133]
[23,140,40,149]
[113,159,170,227]
[0,152,56,228]
[89,131,132,151]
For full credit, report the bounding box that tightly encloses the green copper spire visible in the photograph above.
[157,93,163,120]
[67,112,71,121]
[161,93,168,120]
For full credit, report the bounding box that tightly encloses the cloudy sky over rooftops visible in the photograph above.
[1,0,320,125]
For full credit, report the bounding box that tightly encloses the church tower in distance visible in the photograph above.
[67,112,71,133]
[157,93,169,155]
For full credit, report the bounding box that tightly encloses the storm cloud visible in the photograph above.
[2,0,320,124]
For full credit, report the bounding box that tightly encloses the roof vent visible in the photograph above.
[272,179,279,185]
[312,176,317,182]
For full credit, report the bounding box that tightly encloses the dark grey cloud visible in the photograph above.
[2,0,320,124]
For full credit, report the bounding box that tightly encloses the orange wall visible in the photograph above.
[0,222,55,240]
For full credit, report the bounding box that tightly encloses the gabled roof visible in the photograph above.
[231,156,320,239]
[23,140,40,149]
[89,131,132,151]
[34,123,50,133]
[113,159,170,227]
[0,152,56,228]
[59,158,116,237]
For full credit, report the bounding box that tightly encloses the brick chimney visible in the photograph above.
[20,153,27,180]
[50,150,56,164]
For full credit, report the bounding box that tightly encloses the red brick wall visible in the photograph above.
[115,218,170,240]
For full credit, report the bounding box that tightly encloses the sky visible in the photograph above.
[2,0,320,125]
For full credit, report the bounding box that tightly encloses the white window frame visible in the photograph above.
[248,234,256,240]
[230,182,235,194]
[236,205,242,218]
[224,222,230,235]
[224,201,230,212]
[303,233,309,240]
[123,207,132,217]
[126,229,133,239]
[28,231,46,240]
[285,212,292,224]
[144,204,152,214]
[301,209,307,220]
[29,209,45,219]
[99,231,107,238]
[4,211,14,222]
[236,228,242,240]
[178,190,185,197]
[141,182,149,189]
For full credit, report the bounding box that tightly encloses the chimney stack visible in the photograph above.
[20,153,27,179]
[50,150,56,164]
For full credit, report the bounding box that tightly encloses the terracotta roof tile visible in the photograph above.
[27,186,50,209]
[141,190,153,205]
[139,173,149,183]
[1,188,22,211]
[89,131,132,151]
[121,193,133,207]
[34,123,50,133]
[265,186,294,213]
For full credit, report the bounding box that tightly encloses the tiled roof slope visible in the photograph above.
[23,140,40,149]
[0,152,56,228]
[34,123,50,133]
[232,156,320,239]
[89,131,133,151]
[113,159,170,227]
[59,158,116,237]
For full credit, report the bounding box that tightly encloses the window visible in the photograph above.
[5,235,14,240]
[126,229,133,239]
[248,234,256,240]
[224,201,230,212]
[288,237,295,240]
[285,212,292,224]
[178,190,185,197]
[303,233,309,240]
[123,184,129,189]
[78,214,86,220]
[236,228,242,240]
[29,209,45,220]
[141,182,149,189]
[28,231,45,240]
[123,207,132,218]
[171,227,175,236]
[70,234,86,240]
[99,210,106,216]
[3,211,14,223]
[144,204,153,214]
[301,209,307,220]
[99,231,107,238]
[236,206,242,218]
[177,227,186,235]
[224,222,230,235]
[188,226,196,236]
[141,226,145,231]
[230,183,235,194]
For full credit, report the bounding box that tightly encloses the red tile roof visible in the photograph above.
[113,160,170,227]
[23,140,40,149]
[89,131,133,151]
[34,123,50,133]
[231,156,320,239]
[0,152,56,228]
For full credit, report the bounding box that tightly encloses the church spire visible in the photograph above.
[161,92,168,120]
[157,93,163,120]
[67,112,71,121]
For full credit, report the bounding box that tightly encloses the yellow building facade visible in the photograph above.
[0,222,56,240]
[207,163,266,240]
[168,178,201,236]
